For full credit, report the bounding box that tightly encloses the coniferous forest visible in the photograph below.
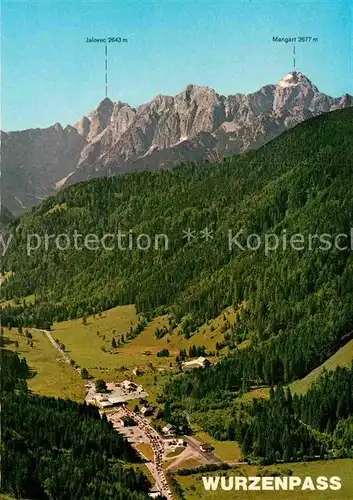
[163,363,353,463]
[240,365,353,462]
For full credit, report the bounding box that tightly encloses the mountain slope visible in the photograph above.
[0,205,15,228]
[2,72,352,213]
[1,125,87,214]
[2,108,353,386]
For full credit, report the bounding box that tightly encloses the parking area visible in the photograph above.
[85,379,148,407]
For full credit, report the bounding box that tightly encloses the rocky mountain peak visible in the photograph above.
[274,71,319,114]
[74,116,91,138]
[53,122,63,132]
[95,97,114,110]
[181,84,217,99]
[277,71,318,91]
[85,98,115,141]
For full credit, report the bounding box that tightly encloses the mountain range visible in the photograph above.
[2,71,352,214]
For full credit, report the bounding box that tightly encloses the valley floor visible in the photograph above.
[2,304,353,500]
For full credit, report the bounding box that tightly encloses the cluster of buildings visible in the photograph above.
[85,380,148,408]
[165,438,186,448]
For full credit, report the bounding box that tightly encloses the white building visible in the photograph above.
[148,485,162,498]
[183,356,211,370]
[121,380,138,392]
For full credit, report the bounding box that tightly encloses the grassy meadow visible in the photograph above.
[50,304,236,403]
[290,339,353,395]
[1,303,236,405]
[1,327,85,401]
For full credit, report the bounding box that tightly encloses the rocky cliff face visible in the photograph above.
[1,124,87,214]
[2,71,352,213]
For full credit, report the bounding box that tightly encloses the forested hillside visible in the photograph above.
[163,363,353,463]
[1,108,353,389]
[0,347,150,499]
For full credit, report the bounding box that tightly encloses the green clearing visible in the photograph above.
[1,328,85,401]
[52,305,173,404]
[290,339,353,395]
[176,457,204,469]
[239,386,271,403]
[0,304,235,409]
[52,304,139,377]
[167,447,186,459]
[136,443,154,462]
[175,459,353,500]
[0,294,35,308]
[51,304,235,403]
[240,339,353,403]
[126,306,236,356]
[52,304,235,362]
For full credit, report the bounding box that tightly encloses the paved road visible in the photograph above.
[123,407,174,500]
[38,328,171,496]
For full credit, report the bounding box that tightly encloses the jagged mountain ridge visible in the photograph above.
[2,71,352,213]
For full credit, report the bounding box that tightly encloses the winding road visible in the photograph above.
[123,406,174,500]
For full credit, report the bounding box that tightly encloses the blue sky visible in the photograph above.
[2,0,352,130]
